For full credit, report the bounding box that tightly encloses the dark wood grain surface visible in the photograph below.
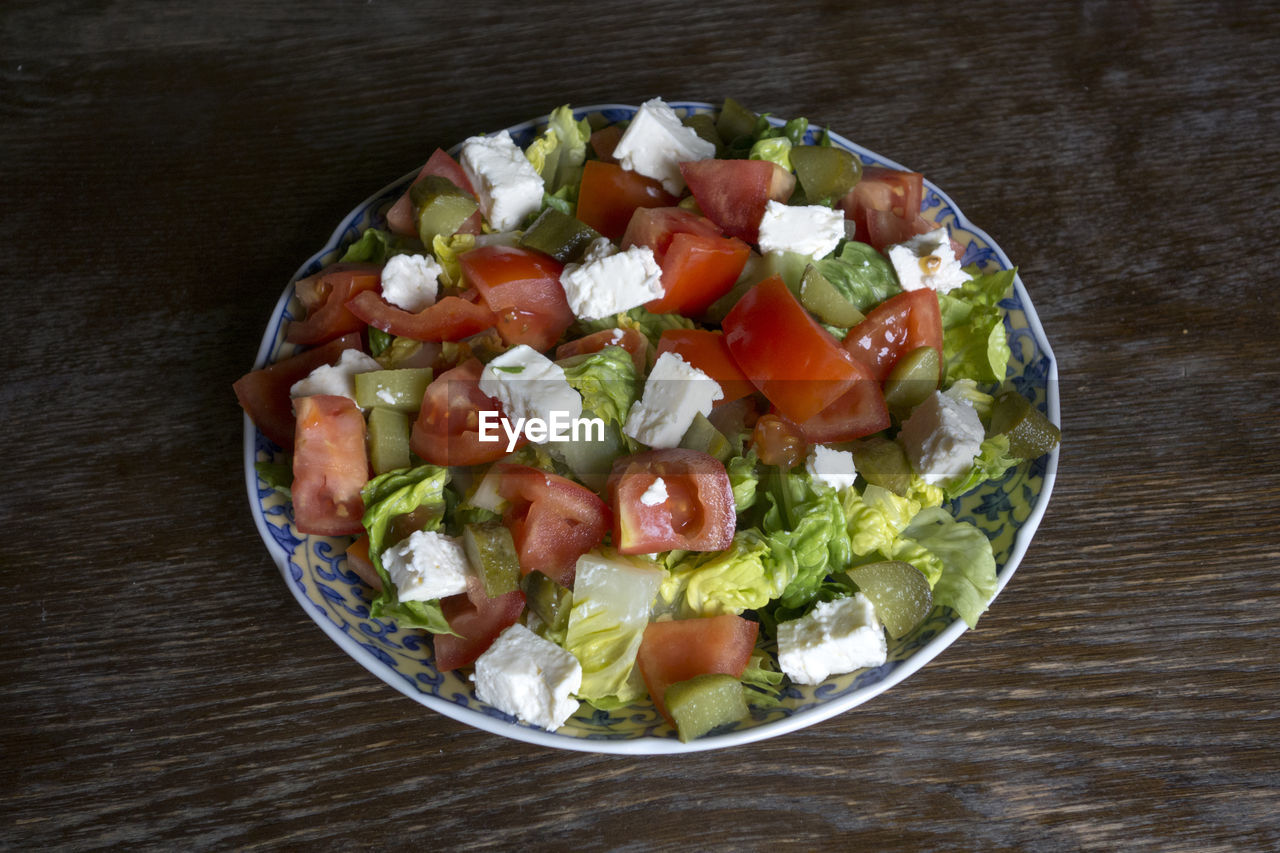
[3,0,1277,849]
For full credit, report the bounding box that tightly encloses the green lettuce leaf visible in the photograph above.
[340,228,424,264]
[564,552,665,706]
[815,241,903,313]
[749,136,792,170]
[573,305,696,349]
[363,465,454,634]
[841,484,924,557]
[938,267,1016,383]
[759,468,852,611]
[524,105,590,197]
[727,452,760,515]
[659,530,791,618]
[943,434,1021,500]
[741,648,784,708]
[893,507,998,628]
[558,346,638,428]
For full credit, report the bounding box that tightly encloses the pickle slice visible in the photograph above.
[664,673,749,742]
[366,407,411,475]
[790,145,861,203]
[850,436,913,496]
[462,521,521,597]
[520,571,572,638]
[799,263,865,328]
[989,390,1061,459]
[410,175,479,245]
[679,412,732,463]
[519,207,600,263]
[846,561,933,639]
[882,346,941,418]
[716,97,758,146]
[353,368,433,413]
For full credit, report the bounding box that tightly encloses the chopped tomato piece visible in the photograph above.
[842,289,944,381]
[345,289,497,342]
[647,232,750,316]
[722,275,860,423]
[435,576,525,672]
[576,160,677,241]
[286,264,382,346]
[793,360,891,443]
[459,245,573,351]
[344,535,383,592]
[409,358,517,466]
[494,463,611,588]
[620,207,723,258]
[679,158,795,244]
[385,148,483,238]
[837,166,925,248]
[655,329,754,405]
[589,125,623,163]
[750,413,809,468]
[608,449,736,554]
[291,395,369,536]
[234,332,364,451]
[556,327,649,374]
[636,614,760,726]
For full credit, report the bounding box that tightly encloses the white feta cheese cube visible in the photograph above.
[478,345,583,441]
[898,390,985,485]
[805,445,859,492]
[559,238,665,320]
[640,476,668,507]
[623,351,724,449]
[756,200,845,259]
[886,226,970,294]
[611,98,716,195]
[289,348,382,402]
[380,253,443,312]
[473,623,582,731]
[777,593,888,685]
[379,529,472,603]
[459,130,545,232]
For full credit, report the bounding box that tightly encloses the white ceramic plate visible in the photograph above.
[244,102,1060,754]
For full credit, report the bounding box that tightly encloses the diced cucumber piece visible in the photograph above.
[462,521,521,597]
[679,412,732,463]
[989,390,1061,459]
[519,207,601,263]
[664,673,749,742]
[716,98,758,146]
[367,407,411,474]
[846,560,933,639]
[882,346,941,418]
[850,435,913,496]
[410,175,478,246]
[790,144,861,203]
[521,571,573,640]
[353,368,433,412]
[799,263,865,328]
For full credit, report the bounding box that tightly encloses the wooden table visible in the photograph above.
[3,1,1276,849]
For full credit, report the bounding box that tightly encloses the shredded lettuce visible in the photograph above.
[841,484,924,557]
[363,465,454,634]
[563,552,665,707]
[340,228,423,264]
[431,233,476,291]
[727,452,760,515]
[573,305,696,348]
[558,346,638,428]
[938,267,1016,383]
[740,648,784,707]
[815,241,903,313]
[749,136,792,170]
[659,530,790,618]
[892,507,999,628]
[944,434,1021,500]
[759,468,853,611]
[524,105,590,197]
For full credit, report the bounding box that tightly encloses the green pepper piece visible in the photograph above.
[716,97,758,147]
[678,412,732,463]
[790,145,862,203]
[366,407,411,475]
[462,520,521,597]
[882,346,941,418]
[850,435,913,496]
[353,368,434,413]
[989,390,1061,459]
[518,207,601,263]
[664,673,749,742]
[799,263,866,328]
[410,175,478,246]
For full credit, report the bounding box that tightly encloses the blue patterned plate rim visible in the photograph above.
[244,101,1060,754]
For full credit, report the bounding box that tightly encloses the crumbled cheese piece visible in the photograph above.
[623,351,723,449]
[611,98,716,195]
[898,390,985,485]
[560,238,664,320]
[805,445,859,492]
[777,593,888,685]
[478,345,583,435]
[379,529,472,603]
[289,348,381,401]
[886,226,970,294]
[640,477,669,507]
[380,253,443,312]
[473,623,582,731]
[459,130,545,231]
[756,200,845,259]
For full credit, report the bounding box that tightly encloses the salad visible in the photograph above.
[236,98,1059,742]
